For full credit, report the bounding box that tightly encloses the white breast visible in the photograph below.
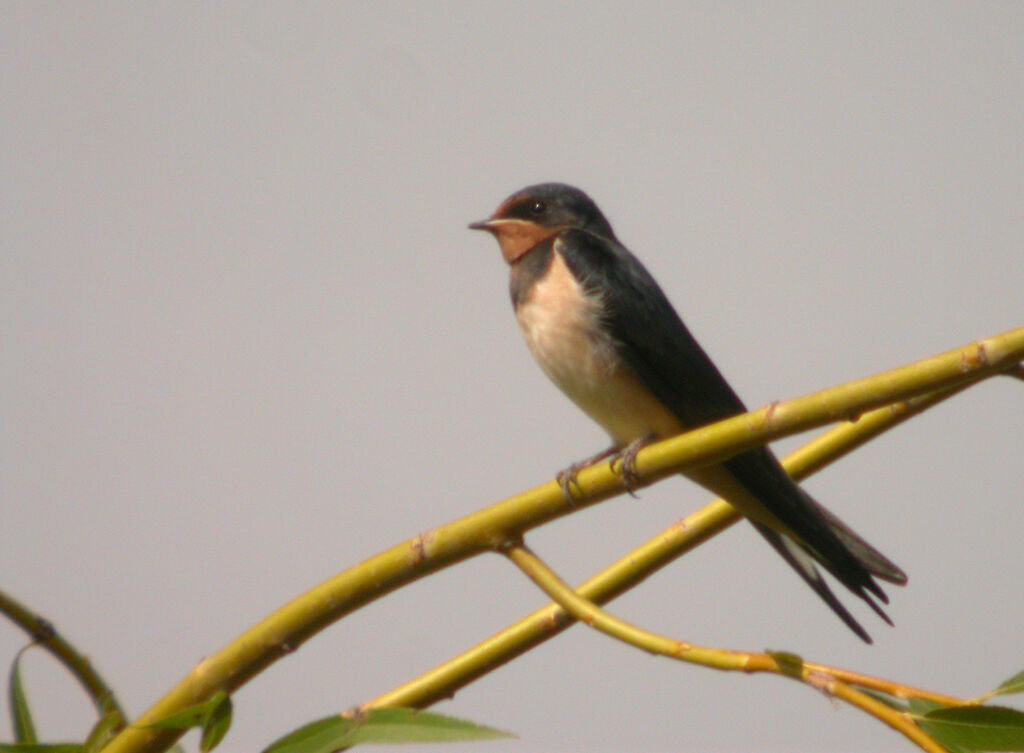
[514,251,683,445]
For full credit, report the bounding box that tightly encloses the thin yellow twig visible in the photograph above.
[828,683,951,753]
[503,542,950,753]
[807,663,962,707]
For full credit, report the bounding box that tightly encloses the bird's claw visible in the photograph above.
[609,436,652,497]
[556,465,584,504]
[555,445,619,505]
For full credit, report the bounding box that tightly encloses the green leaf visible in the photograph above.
[144,691,232,752]
[262,717,344,753]
[263,708,515,753]
[0,745,84,752]
[345,709,513,745]
[146,691,228,731]
[8,647,38,744]
[906,698,974,751]
[916,705,1024,751]
[924,739,974,753]
[200,695,232,752]
[995,670,1024,697]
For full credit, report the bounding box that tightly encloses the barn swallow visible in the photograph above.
[470,182,907,642]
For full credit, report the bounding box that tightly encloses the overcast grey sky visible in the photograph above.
[2,4,1023,752]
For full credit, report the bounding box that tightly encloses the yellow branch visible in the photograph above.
[100,326,1024,753]
[364,379,976,710]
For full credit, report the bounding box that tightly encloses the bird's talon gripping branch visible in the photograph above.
[556,445,620,503]
[609,436,653,497]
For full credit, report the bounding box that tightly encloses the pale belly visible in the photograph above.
[514,253,684,447]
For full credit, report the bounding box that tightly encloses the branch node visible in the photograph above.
[32,616,56,643]
[806,668,835,695]
[342,704,367,721]
[977,342,990,367]
[762,400,780,428]
[410,531,433,565]
[494,535,524,553]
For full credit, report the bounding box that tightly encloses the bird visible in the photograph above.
[469,182,907,642]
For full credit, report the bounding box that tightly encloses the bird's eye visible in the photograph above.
[529,200,547,215]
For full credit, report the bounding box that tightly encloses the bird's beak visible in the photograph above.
[467,217,558,264]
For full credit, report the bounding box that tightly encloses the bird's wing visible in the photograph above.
[558,229,901,621]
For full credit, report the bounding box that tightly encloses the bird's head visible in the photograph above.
[469,183,615,264]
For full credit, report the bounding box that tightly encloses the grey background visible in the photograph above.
[2,3,1022,752]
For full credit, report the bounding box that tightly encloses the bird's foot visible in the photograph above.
[556,445,620,504]
[609,435,654,497]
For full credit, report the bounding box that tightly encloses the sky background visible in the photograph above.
[2,4,1023,752]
